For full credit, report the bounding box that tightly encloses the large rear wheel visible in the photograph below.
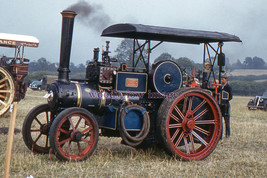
[49,107,99,161]
[0,67,15,116]
[157,88,222,160]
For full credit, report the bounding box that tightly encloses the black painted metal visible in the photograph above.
[101,23,242,44]
[58,11,77,82]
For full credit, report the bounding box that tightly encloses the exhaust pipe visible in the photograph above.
[58,10,77,82]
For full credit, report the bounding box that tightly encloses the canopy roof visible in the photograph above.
[101,23,242,44]
[0,33,39,48]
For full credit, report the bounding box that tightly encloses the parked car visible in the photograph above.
[29,80,43,90]
[29,75,57,91]
[42,75,57,90]
[247,90,267,111]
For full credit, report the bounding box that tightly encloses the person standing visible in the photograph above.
[221,74,233,138]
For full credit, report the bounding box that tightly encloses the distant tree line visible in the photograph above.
[231,56,266,69]
[26,57,87,84]
[28,57,86,74]
[231,81,267,96]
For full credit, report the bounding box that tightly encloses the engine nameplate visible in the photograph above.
[116,72,147,93]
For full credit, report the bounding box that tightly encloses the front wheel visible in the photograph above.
[157,88,222,160]
[49,107,99,161]
[22,104,53,154]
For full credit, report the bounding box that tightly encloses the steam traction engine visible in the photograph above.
[22,11,241,161]
[0,33,39,116]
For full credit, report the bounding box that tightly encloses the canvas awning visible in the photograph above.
[0,33,39,48]
[102,23,242,44]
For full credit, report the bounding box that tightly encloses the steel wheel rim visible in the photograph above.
[27,108,51,152]
[0,67,15,116]
[166,91,221,160]
[55,113,97,160]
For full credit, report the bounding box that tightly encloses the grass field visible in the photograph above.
[0,90,266,177]
[231,69,267,76]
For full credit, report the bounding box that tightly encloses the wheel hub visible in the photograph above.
[72,131,82,141]
[182,110,195,134]
[40,124,49,135]
[187,120,195,130]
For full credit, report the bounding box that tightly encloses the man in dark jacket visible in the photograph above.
[221,74,232,138]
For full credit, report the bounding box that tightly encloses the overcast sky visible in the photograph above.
[1,0,267,65]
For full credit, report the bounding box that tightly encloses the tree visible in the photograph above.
[232,59,243,69]
[29,57,57,73]
[175,57,194,70]
[252,56,265,69]
[153,53,175,64]
[113,39,148,69]
[243,57,253,69]
[242,56,266,69]
[114,39,133,65]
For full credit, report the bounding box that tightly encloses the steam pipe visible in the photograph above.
[58,10,77,82]
[93,48,99,62]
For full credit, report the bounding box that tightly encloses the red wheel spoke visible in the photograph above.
[59,128,68,134]
[192,130,208,146]
[189,133,195,153]
[30,129,42,132]
[68,117,76,131]
[174,105,184,120]
[194,108,208,121]
[66,141,72,154]
[169,113,180,123]
[182,96,188,114]
[194,126,210,135]
[33,133,42,144]
[81,126,92,134]
[188,96,194,111]
[34,117,43,126]
[77,142,82,154]
[75,117,82,129]
[183,137,190,154]
[174,132,184,147]
[81,138,91,145]
[171,128,180,142]
[59,138,71,146]
[193,100,207,114]
[195,120,215,125]
[169,123,182,128]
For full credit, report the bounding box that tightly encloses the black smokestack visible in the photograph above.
[58,10,77,82]
[66,1,111,32]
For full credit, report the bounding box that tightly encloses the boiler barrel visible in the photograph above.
[48,82,138,109]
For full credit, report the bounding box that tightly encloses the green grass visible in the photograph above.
[0,90,266,177]
[231,69,267,76]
